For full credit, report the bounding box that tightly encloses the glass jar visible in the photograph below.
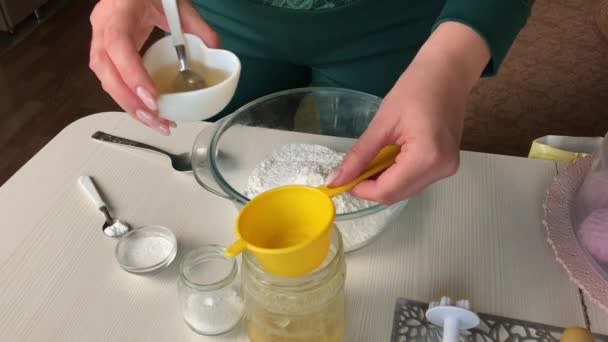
[241,228,346,342]
[177,245,244,335]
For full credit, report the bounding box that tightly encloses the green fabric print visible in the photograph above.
[258,0,356,10]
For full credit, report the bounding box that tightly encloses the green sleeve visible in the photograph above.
[432,0,534,76]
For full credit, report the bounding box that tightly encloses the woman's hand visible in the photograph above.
[327,22,491,204]
[89,0,219,135]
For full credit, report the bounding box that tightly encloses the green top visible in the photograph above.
[257,0,356,10]
[433,0,534,74]
[192,0,534,118]
[246,0,533,73]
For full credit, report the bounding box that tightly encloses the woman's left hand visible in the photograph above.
[326,22,490,204]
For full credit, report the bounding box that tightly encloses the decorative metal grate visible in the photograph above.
[391,298,608,342]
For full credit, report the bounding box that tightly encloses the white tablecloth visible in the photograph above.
[0,112,606,341]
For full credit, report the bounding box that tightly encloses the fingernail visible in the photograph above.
[135,109,157,126]
[326,168,342,185]
[154,124,170,136]
[136,86,158,111]
[159,119,176,128]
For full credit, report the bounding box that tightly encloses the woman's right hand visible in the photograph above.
[89,0,220,135]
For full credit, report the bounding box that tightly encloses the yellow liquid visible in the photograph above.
[150,62,229,94]
[246,291,345,342]
[242,229,346,342]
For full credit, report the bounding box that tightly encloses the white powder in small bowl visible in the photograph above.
[122,236,174,268]
[115,226,177,272]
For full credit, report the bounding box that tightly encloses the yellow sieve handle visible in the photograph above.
[317,144,401,198]
[225,239,247,257]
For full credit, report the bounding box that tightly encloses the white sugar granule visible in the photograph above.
[123,236,174,267]
[244,144,375,214]
[184,290,244,335]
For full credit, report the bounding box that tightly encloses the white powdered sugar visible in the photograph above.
[243,143,406,252]
[122,236,174,268]
[244,144,375,214]
[183,290,244,335]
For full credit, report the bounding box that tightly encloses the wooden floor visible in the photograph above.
[0,0,163,185]
[0,0,607,186]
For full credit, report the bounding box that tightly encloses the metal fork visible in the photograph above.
[91,131,192,172]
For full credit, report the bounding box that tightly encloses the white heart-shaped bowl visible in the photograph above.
[143,33,241,121]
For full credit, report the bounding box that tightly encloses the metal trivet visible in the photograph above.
[391,298,608,342]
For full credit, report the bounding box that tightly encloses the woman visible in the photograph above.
[89,0,533,204]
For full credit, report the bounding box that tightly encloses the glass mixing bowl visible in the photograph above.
[192,87,408,252]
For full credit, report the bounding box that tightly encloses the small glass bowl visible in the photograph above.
[115,225,178,273]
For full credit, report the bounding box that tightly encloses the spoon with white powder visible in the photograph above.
[79,176,130,238]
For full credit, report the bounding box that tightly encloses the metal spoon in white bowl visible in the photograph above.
[79,176,130,238]
[161,0,207,92]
